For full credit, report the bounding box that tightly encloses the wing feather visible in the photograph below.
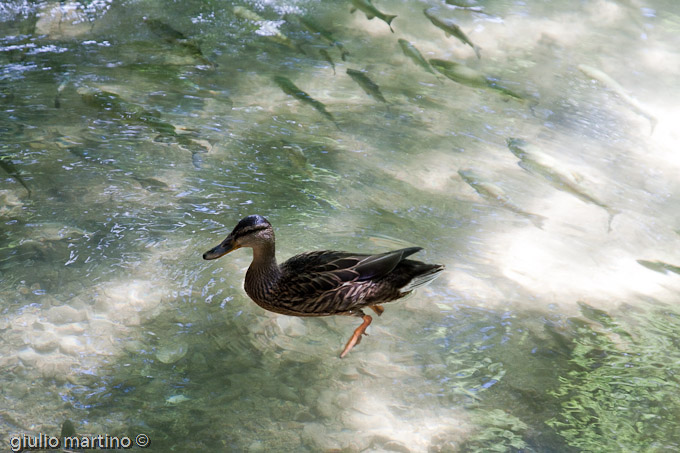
[354,247,422,280]
[276,247,429,314]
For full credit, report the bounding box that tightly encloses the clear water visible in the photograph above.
[2,0,680,451]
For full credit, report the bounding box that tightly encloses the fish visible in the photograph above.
[319,49,336,74]
[430,58,486,88]
[398,39,435,75]
[144,17,188,41]
[429,59,524,99]
[444,0,491,15]
[65,141,170,190]
[445,0,479,6]
[233,6,299,51]
[578,64,657,134]
[143,17,190,49]
[0,153,31,196]
[636,260,680,276]
[273,76,339,128]
[350,0,397,33]
[24,222,91,243]
[458,169,545,228]
[78,86,208,168]
[79,87,175,134]
[54,73,71,108]
[423,8,481,59]
[299,16,350,60]
[507,138,617,230]
[278,141,314,177]
[143,17,216,68]
[346,69,387,104]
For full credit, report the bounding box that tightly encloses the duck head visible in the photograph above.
[203,215,275,260]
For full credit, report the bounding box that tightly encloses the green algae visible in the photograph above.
[547,303,680,451]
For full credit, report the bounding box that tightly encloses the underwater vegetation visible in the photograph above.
[462,409,528,452]
[547,302,680,451]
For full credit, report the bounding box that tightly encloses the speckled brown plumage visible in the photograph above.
[203,215,444,357]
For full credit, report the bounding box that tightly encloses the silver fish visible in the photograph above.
[319,49,336,74]
[144,17,216,68]
[78,87,176,135]
[398,39,435,75]
[299,16,349,61]
[273,76,339,128]
[445,0,491,15]
[54,73,71,108]
[0,154,31,196]
[445,0,479,6]
[278,140,314,177]
[346,69,387,103]
[458,169,545,228]
[350,0,397,33]
[578,64,657,134]
[507,138,617,230]
[424,8,481,59]
[78,86,208,168]
[429,59,524,99]
[637,260,680,275]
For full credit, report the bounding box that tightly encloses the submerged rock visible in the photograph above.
[46,305,88,324]
[156,341,188,364]
[0,189,24,217]
[35,2,94,39]
[275,316,307,337]
[165,394,191,405]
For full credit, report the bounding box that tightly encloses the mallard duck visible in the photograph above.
[203,215,445,357]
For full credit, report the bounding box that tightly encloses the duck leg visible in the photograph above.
[340,313,372,358]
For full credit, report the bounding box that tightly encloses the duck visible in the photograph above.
[203,215,445,357]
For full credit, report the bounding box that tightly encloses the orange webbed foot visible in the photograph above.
[370,305,384,316]
[339,314,373,358]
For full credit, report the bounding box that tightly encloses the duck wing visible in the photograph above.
[353,246,423,280]
[277,247,424,314]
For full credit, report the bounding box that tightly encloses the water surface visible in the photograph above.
[2,0,680,451]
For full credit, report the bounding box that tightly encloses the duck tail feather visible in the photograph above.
[401,264,445,292]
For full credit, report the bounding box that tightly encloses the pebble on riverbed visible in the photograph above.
[34,2,95,39]
[0,189,24,217]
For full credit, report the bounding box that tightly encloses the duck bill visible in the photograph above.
[203,236,240,260]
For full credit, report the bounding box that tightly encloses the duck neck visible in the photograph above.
[245,241,280,302]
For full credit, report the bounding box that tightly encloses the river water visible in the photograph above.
[2,0,680,451]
